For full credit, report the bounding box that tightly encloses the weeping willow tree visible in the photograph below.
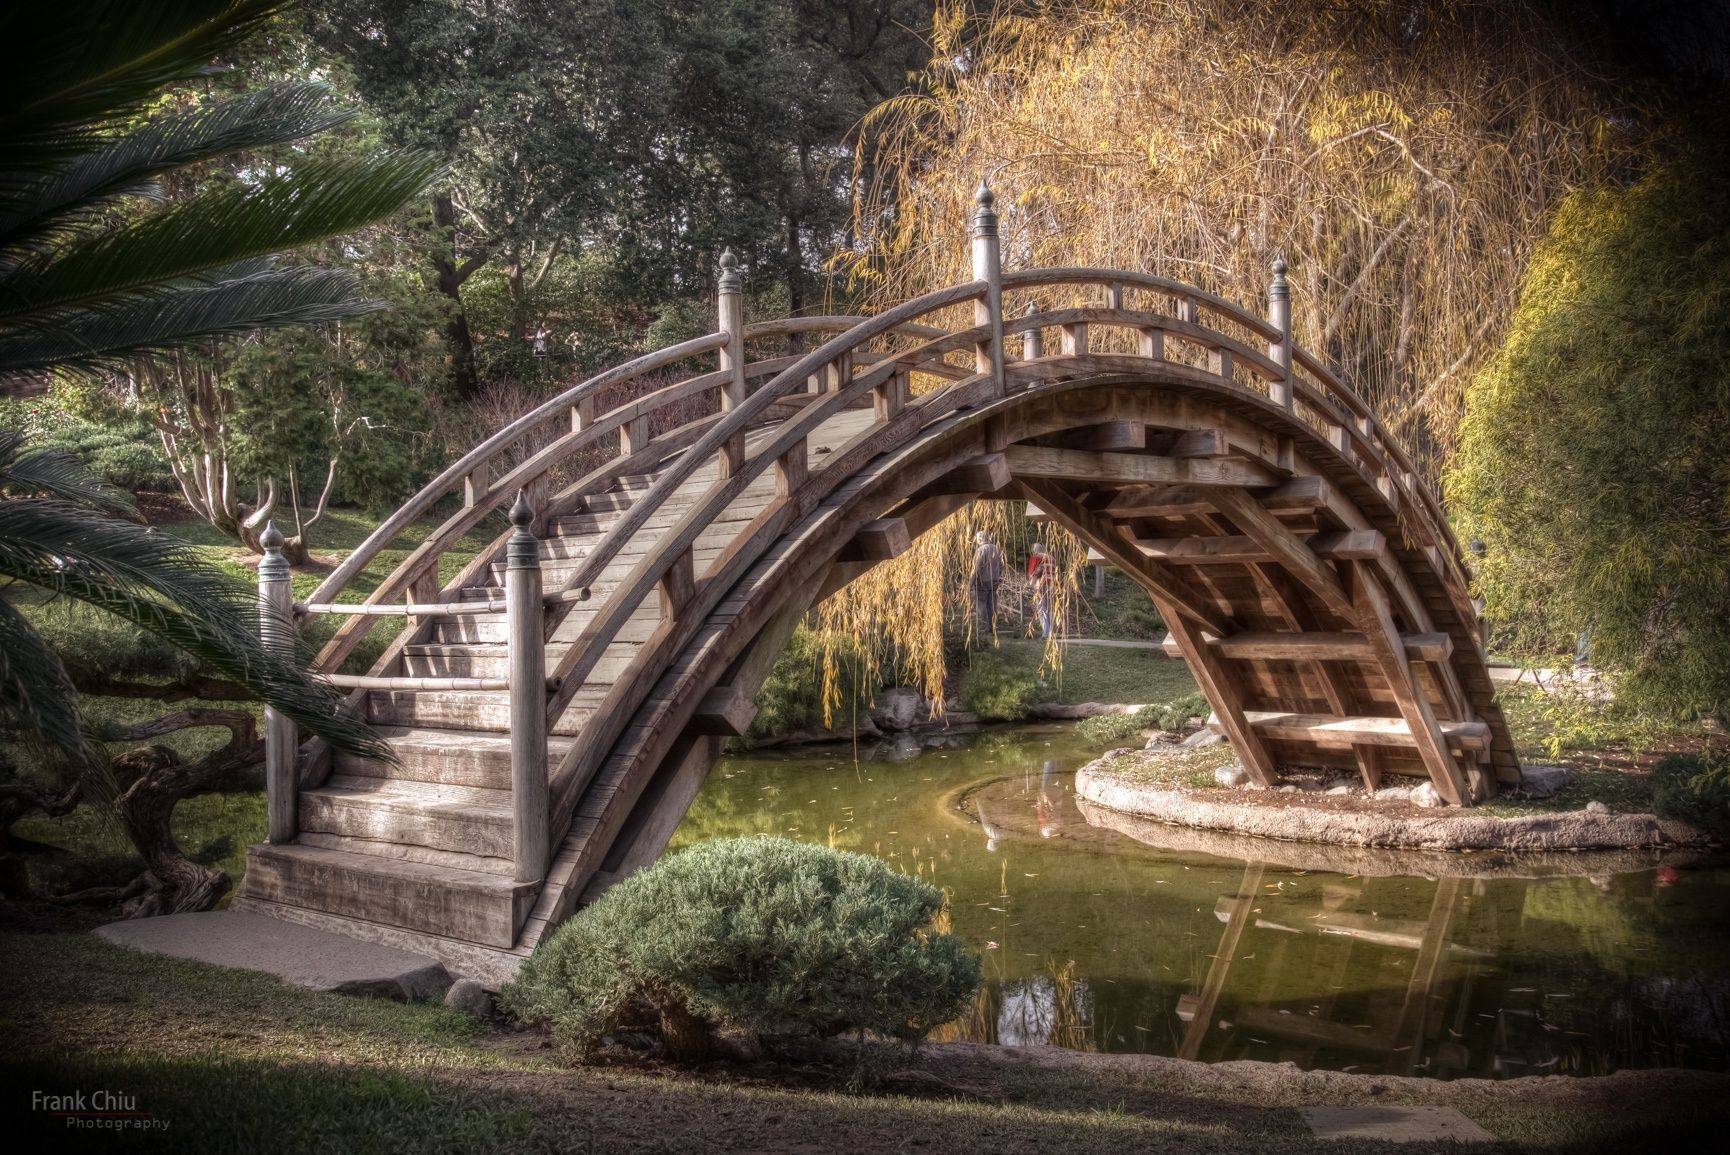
[802,0,1653,712]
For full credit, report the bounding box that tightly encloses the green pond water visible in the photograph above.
[672,725,1730,1079]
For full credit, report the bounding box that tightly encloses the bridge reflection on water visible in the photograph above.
[680,727,1730,1078]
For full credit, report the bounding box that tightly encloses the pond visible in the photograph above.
[672,725,1730,1079]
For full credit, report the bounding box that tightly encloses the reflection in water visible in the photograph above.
[674,727,1730,1078]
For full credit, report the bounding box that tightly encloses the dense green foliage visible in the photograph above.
[307,0,933,395]
[1075,693,1209,746]
[503,837,980,1060]
[0,397,171,491]
[1651,753,1730,838]
[0,1,439,382]
[745,625,877,741]
[1450,145,1730,724]
[960,650,1042,721]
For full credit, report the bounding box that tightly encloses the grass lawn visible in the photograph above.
[2,930,1723,1153]
[993,637,1198,706]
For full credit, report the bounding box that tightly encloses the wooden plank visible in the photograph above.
[1056,420,1146,451]
[1206,486,1354,618]
[1004,445,1278,489]
[1215,710,1491,750]
[1350,563,1473,805]
[914,451,1010,497]
[1165,609,1280,786]
[1134,530,1385,566]
[691,684,757,736]
[1170,428,1229,458]
[838,517,912,563]
[1105,474,1333,520]
[1160,631,1451,663]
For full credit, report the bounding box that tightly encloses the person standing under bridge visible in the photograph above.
[970,530,1004,641]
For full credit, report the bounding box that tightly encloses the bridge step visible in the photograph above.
[333,725,576,790]
[243,843,535,948]
[401,642,638,683]
[300,775,515,861]
[1212,711,1491,751]
[432,607,660,645]
[365,684,610,732]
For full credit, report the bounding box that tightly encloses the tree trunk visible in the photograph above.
[784,210,805,355]
[431,193,483,399]
[59,710,263,918]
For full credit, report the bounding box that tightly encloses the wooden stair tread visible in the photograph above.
[1213,710,1491,750]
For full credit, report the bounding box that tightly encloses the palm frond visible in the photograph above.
[0,427,137,514]
[0,264,380,379]
[0,594,95,766]
[0,151,444,326]
[0,0,290,180]
[0,82,354,252]
[0,498,390,759]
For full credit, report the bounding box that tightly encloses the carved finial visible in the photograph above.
[972,178,998,238]
[510,489,534,530]
[718,247,742,294]
[1024,299,1039,317]
[259,520,284,552]
[1269,256,1289,301]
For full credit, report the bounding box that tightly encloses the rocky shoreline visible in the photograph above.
[1074,747,1713,853]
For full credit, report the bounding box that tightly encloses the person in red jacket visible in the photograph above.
[1028,542,1056,639]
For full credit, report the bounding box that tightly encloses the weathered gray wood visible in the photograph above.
[972,181,1006,397]
[1134,530,1385,566]
[505,494,550,885]
[257,523,298,844]
[1267,258,1293,409]
[1213,710,1491,751]
[839,517,912,563]
[1105,474,1332,520]
[691,684,757,736]
[1005,445,1279,489]
[1161,630,1451,663]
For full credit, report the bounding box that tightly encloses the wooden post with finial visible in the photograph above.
[717,248,747,478]
[972,180,1006,397]
[258,521,298,843]
[505,489,549,884]
[1021,299,1043,361]
[1268,257,1293,410]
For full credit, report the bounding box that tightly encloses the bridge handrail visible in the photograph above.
[552,281,990,601]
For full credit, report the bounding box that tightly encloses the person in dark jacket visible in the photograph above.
[970,530,1004,639]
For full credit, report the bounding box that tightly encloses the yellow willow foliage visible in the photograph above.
[812,499,1090,724]
[845,0,1652,470]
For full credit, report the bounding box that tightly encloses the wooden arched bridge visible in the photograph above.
[234,185,1519,982]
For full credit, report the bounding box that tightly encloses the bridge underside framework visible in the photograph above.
[234,194,1517,982]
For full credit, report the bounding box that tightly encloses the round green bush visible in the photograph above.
[1651,753,1730,838]
[501,837,981,1061]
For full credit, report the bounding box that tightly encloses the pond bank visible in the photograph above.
[1075,747,1713,852]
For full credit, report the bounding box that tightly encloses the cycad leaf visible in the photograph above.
[0,498,390,760]
[0,264,379,379]
[0,150,443,324]
[0,0,290,178]
[0,594,94,767]
[0,82,354,251]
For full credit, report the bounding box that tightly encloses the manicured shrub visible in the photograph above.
[1075,693,1209,745]
[502,837,981,1062]
[959,650,1040,721]
[1651,753,1730,838]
